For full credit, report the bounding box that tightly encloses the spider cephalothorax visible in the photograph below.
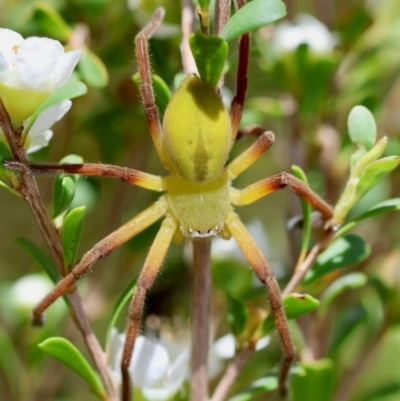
[4,7,334,401]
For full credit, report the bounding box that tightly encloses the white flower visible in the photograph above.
[0,99,72,153]
[109,328,190,401]
[10,274,53,310]
[271,13,337,55]
[0,28,80,122]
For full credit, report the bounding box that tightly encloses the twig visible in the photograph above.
[282,231,334,296]
[191,239,211,401]
[210,348,253,401]
[180,0,197,74]
[0,100,119,401]
[213,0,231,36]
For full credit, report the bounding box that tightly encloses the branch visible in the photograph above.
[191,239,211,401]
[180,0,197,74]
[210,348,253,401]
[0,100,119,401]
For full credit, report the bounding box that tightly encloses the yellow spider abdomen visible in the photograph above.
[162,74,232,182]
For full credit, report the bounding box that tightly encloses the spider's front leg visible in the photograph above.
[4,160,165,191]
[225,211,296,397]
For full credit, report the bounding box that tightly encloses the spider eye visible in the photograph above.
[163,75,232,182]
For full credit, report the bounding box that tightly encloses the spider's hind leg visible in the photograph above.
[225,211,296,397]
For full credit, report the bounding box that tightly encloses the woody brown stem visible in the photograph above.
[191,239,211,401]
[0,99,118,401]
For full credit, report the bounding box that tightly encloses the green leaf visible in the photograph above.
[106,276,137,346]
[38,337,105,398]
[189,33,228,88]
[62,206,86,270]
[291,165,311,264]
[0,180,22,198]
[304,235,370,284]
[15,238,59,283]
[33,2,72,41]
[262,293,319,334]
[0,328,22,398]
[348,105,377,150]
[290,359,335,401]
[23,81,87,136]
[354,156,400,202]
[53,176,75,218]
[227,295,248,338]
[229,375,277,401]
[220,0,287,42]
[78,48,109,88]
[358,383,400,401]
[336,198,400,237]
[198,0,210,10]
[328,305,367,356]
[132,73,171,115]
[0,141,12,174]
[320,273,368,313]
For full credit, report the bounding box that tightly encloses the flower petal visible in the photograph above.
[130,336,170,387]
[212,333,236,359]
[0,29,24,72]
[16,37,62,89]
[27,130,53,154]
[28,100,72,137]
[49,50,81,90]
[141,349,189,401]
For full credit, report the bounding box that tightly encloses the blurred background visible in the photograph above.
[1,0,400,400]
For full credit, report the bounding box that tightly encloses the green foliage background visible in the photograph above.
[1,0,400,400]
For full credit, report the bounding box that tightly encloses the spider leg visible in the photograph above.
[4,161,166,191]
[226,131,275,180]
[32,198,169,325]
[225,211,295,396]
[230,1,250,139]
[231,172,333,220]
[135,8,172,170]
[121,215,177,401]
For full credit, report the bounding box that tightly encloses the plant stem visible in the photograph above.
[180,0,197,74]
[0,100,119,401]
[210,348,253,401]
[282,230,334,296]
[191,239,211,401]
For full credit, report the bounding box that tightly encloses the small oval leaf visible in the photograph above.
[262,293,320,334]
[62,206,86,270]
[348,105,377,151]
[189,33,228,88]
[290,359,335,401]
[15,237,59,283]
[304,235,370,284]
[336,198,400,237]
[53,176,76,218]
[106,276,137,346]
[78,48,109,88]
[220,0,287,42]
[227,295,248,338]
[132,73,171,115]
[320,273,368,313]
[33,2,72,41]
[354,156,400,202]
[229,375,278,401]
[291,165,311,264]
[38,337,105,398]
